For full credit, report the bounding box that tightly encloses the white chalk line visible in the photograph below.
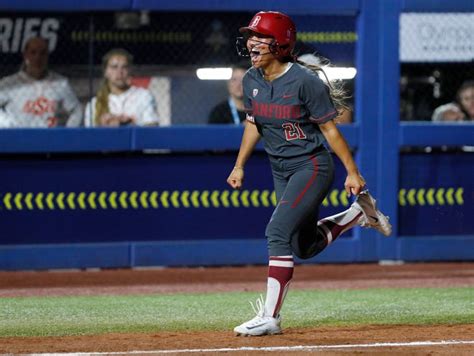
[24,339,474,355]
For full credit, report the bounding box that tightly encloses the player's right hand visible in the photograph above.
[227,167,244,189]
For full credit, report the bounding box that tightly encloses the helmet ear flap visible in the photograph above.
[269,40,291,58]
[268,40,279,56]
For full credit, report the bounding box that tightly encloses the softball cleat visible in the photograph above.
[352,190,392,237]
[234,295,282,336]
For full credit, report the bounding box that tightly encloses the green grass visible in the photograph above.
[0,287,472,337]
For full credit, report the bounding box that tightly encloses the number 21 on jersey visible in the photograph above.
[282,122,306,141]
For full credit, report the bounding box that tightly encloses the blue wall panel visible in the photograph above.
[397,236,474,261]
[0,126,359,153]
[400,123,474,147]
[132,238,361,267]
[0,0,361,13]
[0,243,130,270]
[398,152,473,236]
[131,0,360,14]
[0,129,132,153]
[0,152,351,246]
[0,0,132,11]
[133,239,269,267]
[402,0,474,12]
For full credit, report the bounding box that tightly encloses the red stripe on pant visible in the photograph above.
[291,156,318,208]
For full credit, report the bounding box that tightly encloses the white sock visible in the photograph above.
[318,206,363,244]
[264,255,294,317]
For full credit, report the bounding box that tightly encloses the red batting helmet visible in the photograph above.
[239,11,297,58]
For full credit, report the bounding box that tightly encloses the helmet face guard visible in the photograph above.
[235,37,250,57]
[235,36,278,58]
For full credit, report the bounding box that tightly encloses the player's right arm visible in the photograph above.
[227,121,261,189]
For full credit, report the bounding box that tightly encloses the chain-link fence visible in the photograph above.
[400,13,474,122]
[0,11,356,128]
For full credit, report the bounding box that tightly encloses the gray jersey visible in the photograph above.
[243,63,337,159]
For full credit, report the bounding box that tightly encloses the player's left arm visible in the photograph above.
[319,120,365,196]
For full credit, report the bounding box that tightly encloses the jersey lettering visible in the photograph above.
[252,101,301,119]
[282,122,306,141]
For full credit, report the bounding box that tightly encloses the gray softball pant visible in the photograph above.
[265,149,335,258]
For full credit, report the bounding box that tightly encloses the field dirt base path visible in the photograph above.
[2,324,474,355]
[1,262,473,354]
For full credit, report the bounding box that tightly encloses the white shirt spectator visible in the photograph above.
[84,86,159,127]
[0,70,82,128]
[431,102,464,122]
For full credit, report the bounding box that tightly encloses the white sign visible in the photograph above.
[400,13,474,62]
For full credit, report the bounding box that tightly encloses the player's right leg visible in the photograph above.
[234,168,290,336]
[233,287,284,336]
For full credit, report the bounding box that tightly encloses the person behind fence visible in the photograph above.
[227,11,392,337]
[431,80,474,122]
[85,48,159,127]
[208,63,248,124]
[0,36,82,128]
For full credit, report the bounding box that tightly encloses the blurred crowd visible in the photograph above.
[0,36,472,129]
[0,37,160,128]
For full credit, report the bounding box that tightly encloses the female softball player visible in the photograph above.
[227,11,392,336]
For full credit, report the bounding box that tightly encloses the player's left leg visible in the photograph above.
[292,204,362,260]
[352,190,392,236]
[312,189,392,250]
[293,190,392,261]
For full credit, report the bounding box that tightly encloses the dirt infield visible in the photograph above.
[1,262,473,354]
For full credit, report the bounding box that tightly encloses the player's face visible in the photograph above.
[228,68,245,100]
[23,38,49,78]
[105,55,130,91]
[459,87,474,118]
[246,35,275,68]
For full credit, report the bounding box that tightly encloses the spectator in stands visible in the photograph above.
[0,37,82,128]
[208,63,248,124]
[432,80,474,122]
[85,48,159,127]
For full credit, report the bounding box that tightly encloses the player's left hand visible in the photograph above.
[344,172,366,197]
